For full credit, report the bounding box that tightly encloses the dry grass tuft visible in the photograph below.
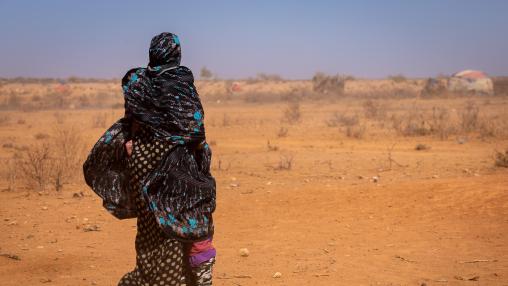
[495,149,508,168]
[282,100,301,124]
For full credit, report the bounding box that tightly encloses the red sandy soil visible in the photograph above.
[1,100,507,285]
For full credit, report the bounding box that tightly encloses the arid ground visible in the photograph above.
[0,80,507,285]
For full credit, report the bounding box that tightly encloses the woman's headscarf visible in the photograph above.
[123,32,206,146]
[84,33,215,241]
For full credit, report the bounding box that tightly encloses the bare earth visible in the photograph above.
[0,97,507,285]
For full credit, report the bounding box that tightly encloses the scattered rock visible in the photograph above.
[83,224,101,232]
[272,272,282,278]
[0,253,21,260]
[73,192,84,198]
[372,176,379,183]
[40,278,52,283]
[454,275,479,281]
[239,248,250,257]
[432,175,439,179]
[229,182,240,188]
[266,181,272,185]
[41,206,48,210]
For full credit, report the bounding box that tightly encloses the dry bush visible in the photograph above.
[391,108,431,137]
[493,77,508,96]
[362,100,387,120]
[388,74,407,83]
[345,124,366,139]
[326,112,365,139]
[326,112,359,127]
[429,107,456,140]
[478,116,508,139]
[495,149,508,168]
[255,73,284,82]
[275,155,293,170]
[4,156,19,191]
[17,125,85,191]
[17,143,52,191]
[6,94,21,109]
[415,143,431,151]
[34,132,50,140]
[77,94,92,108]
[267,140,279,152]
[243,92,284,103]
[51,125,86,184]
[282,100,301,124]
[312,72,345,95]
[277,126,289,138]
[460,101,479,132]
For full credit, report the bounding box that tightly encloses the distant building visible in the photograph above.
[447,70,494,95]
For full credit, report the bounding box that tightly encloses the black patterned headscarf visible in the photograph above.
[148,32,181,71]
[84,33,215,241]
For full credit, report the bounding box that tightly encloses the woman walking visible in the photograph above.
[84,33,216,286]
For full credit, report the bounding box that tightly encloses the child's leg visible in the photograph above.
[191,257,215,286]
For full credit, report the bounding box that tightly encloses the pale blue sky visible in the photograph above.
[0,0,507,79]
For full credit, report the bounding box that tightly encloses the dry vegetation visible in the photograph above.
[1,77,508,285]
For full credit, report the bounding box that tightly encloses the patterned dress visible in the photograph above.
[118,128,188,286]
[118,128,215,286]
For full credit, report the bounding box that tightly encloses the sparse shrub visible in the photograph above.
[200,67,214,80]
[345,124,366,139]
[4,155,20,191]
[243,92,284,103]
[362,100,387,120]
[460,101,479,132]
[51,125,85,184]
[277,126,289,138]
[430,107,456,140]
[267,140,279,152]
[494,149,508,168]
[391,108,432,137]
[389,74,407,83]
[3,142,14,149]
[17,143,52,191]
[275,155,293,170]
[415,143,431,151]
[7,94,21,109]
[282,100,301,124]
[34,133,50,140]
[77,95,92,108]
[326,112,359,127]
[312,72,345,95]
[17,125,85,192]
[255,73,284,82]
